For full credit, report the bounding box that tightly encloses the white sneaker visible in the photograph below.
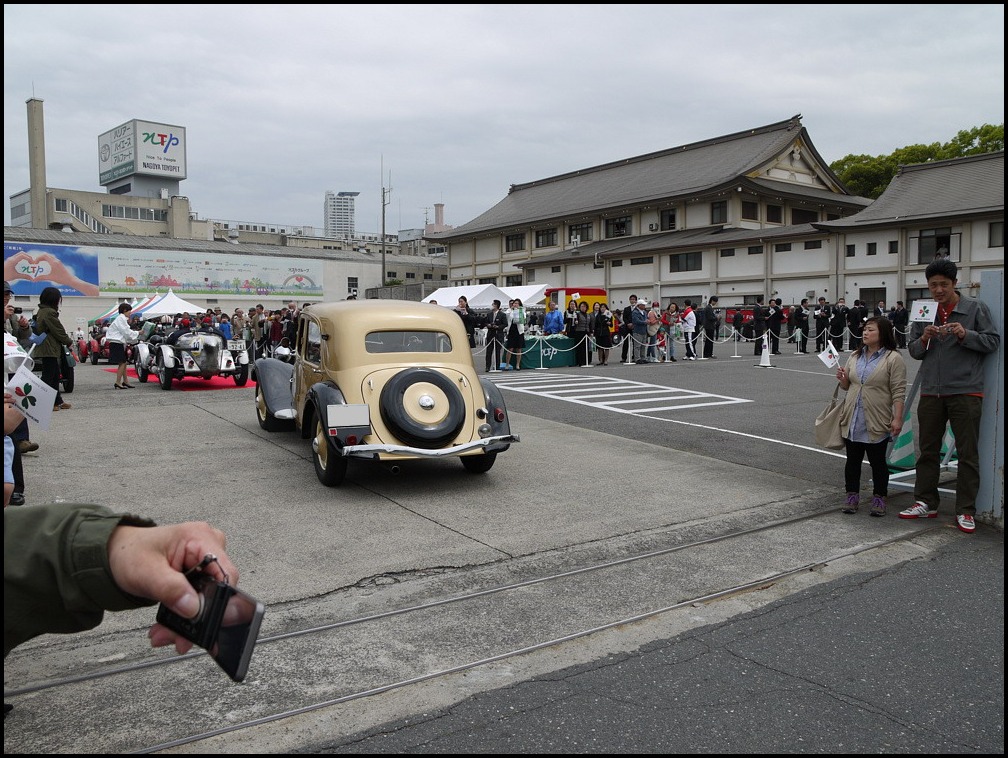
[956,514,976,533]
[898,501,938,519]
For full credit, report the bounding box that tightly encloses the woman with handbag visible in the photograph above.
[33,286,76,409]
[105,302,140,389]
[835,316,907,517]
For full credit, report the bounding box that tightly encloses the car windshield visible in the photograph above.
[364,330,453,354]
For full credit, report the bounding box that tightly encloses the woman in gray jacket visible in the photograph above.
[835,316,907,517]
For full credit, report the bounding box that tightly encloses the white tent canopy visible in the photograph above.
[133,289,204,319]
[500,284,550,308]
[421,284,510,310]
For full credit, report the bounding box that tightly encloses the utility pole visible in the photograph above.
[381,158,392,287]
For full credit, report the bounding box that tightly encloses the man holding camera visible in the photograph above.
[4,281,38,507]
[899,258,999,533]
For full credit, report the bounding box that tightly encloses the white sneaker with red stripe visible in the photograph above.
[899,501,939,519]
[956,514,976,533]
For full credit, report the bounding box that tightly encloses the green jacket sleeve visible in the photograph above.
[4,503,157,658]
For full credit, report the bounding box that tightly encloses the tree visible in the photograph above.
[830,124,1004,199]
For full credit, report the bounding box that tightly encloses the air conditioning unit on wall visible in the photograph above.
[648,223,658,231]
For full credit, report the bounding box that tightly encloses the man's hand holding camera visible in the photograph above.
[922,322,965,344]
[105,520,238,654]
[5,302,30,332]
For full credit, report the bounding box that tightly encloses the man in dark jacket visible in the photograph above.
[890,300,909,348]
[751,295,767,356]
[847,299,867,351]
[899,258,1000,533]
[830,298,849,352]
[813,297,830,352]
[484,299,509,372]
[620,295,638,363]
[766,298,785,355]
[795,298,811,354]
[700,296,720,359]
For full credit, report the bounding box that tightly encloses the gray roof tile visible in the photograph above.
[815,151,1004,229]
[435,115,860,238]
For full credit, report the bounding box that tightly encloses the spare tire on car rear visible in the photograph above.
[379,368,466,449]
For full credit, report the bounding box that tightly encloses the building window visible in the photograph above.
[505,275,522,287]
[101,204,168,222]
[888,240,899,254]
[747,245,764,255]
[605,216,631,238]
[766,205,783,223]
[527,269,536,283]
[405,272,416,279]
[347,277,358,293]
[711,201,727,225]
[568,223,592,244]
[423,273,433,280]
[741,201,758,221]
[551,266,561,273]
[774,242,792,252]
[478,277,497,285]
[670,252,702,273]
[915,227,952,264]
[719,248,735,257]
[630,256,653,265]
[386,271,397,280]
[535,228,558,248]
[846,244,855,257]
[505,233,526,252]
[610,260,623,268]
[660,209,676,231]
[55,198,68,212]
[990,221,1004,248]
[866,242,877,256]
[791,208,818,224]
[804,240,823,250]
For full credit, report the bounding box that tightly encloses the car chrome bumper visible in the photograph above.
[340,434,520,459]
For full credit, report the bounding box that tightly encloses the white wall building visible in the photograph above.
[428,115,1003,312]
[324,190,359,238]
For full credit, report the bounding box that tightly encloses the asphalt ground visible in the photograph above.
[3,341,1003,754]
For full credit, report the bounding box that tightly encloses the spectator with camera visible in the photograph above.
[4,283,37,506]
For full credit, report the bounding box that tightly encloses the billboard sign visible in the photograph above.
[99,119,187,185]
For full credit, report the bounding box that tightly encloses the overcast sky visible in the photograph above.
[4,5,1004,234]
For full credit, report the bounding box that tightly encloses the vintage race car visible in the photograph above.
[134,327,250,390]
[252,300,519,486]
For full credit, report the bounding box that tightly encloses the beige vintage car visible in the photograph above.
[252,299,519,485]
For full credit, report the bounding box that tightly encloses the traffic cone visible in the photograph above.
[757,334,773,367]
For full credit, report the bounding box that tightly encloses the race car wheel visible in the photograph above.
[90,351,99,365]
[461,452,496,474]
[379,368,466,449]
[157,355,172,391]
[313,416,348,487]
[234,363,249,386]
